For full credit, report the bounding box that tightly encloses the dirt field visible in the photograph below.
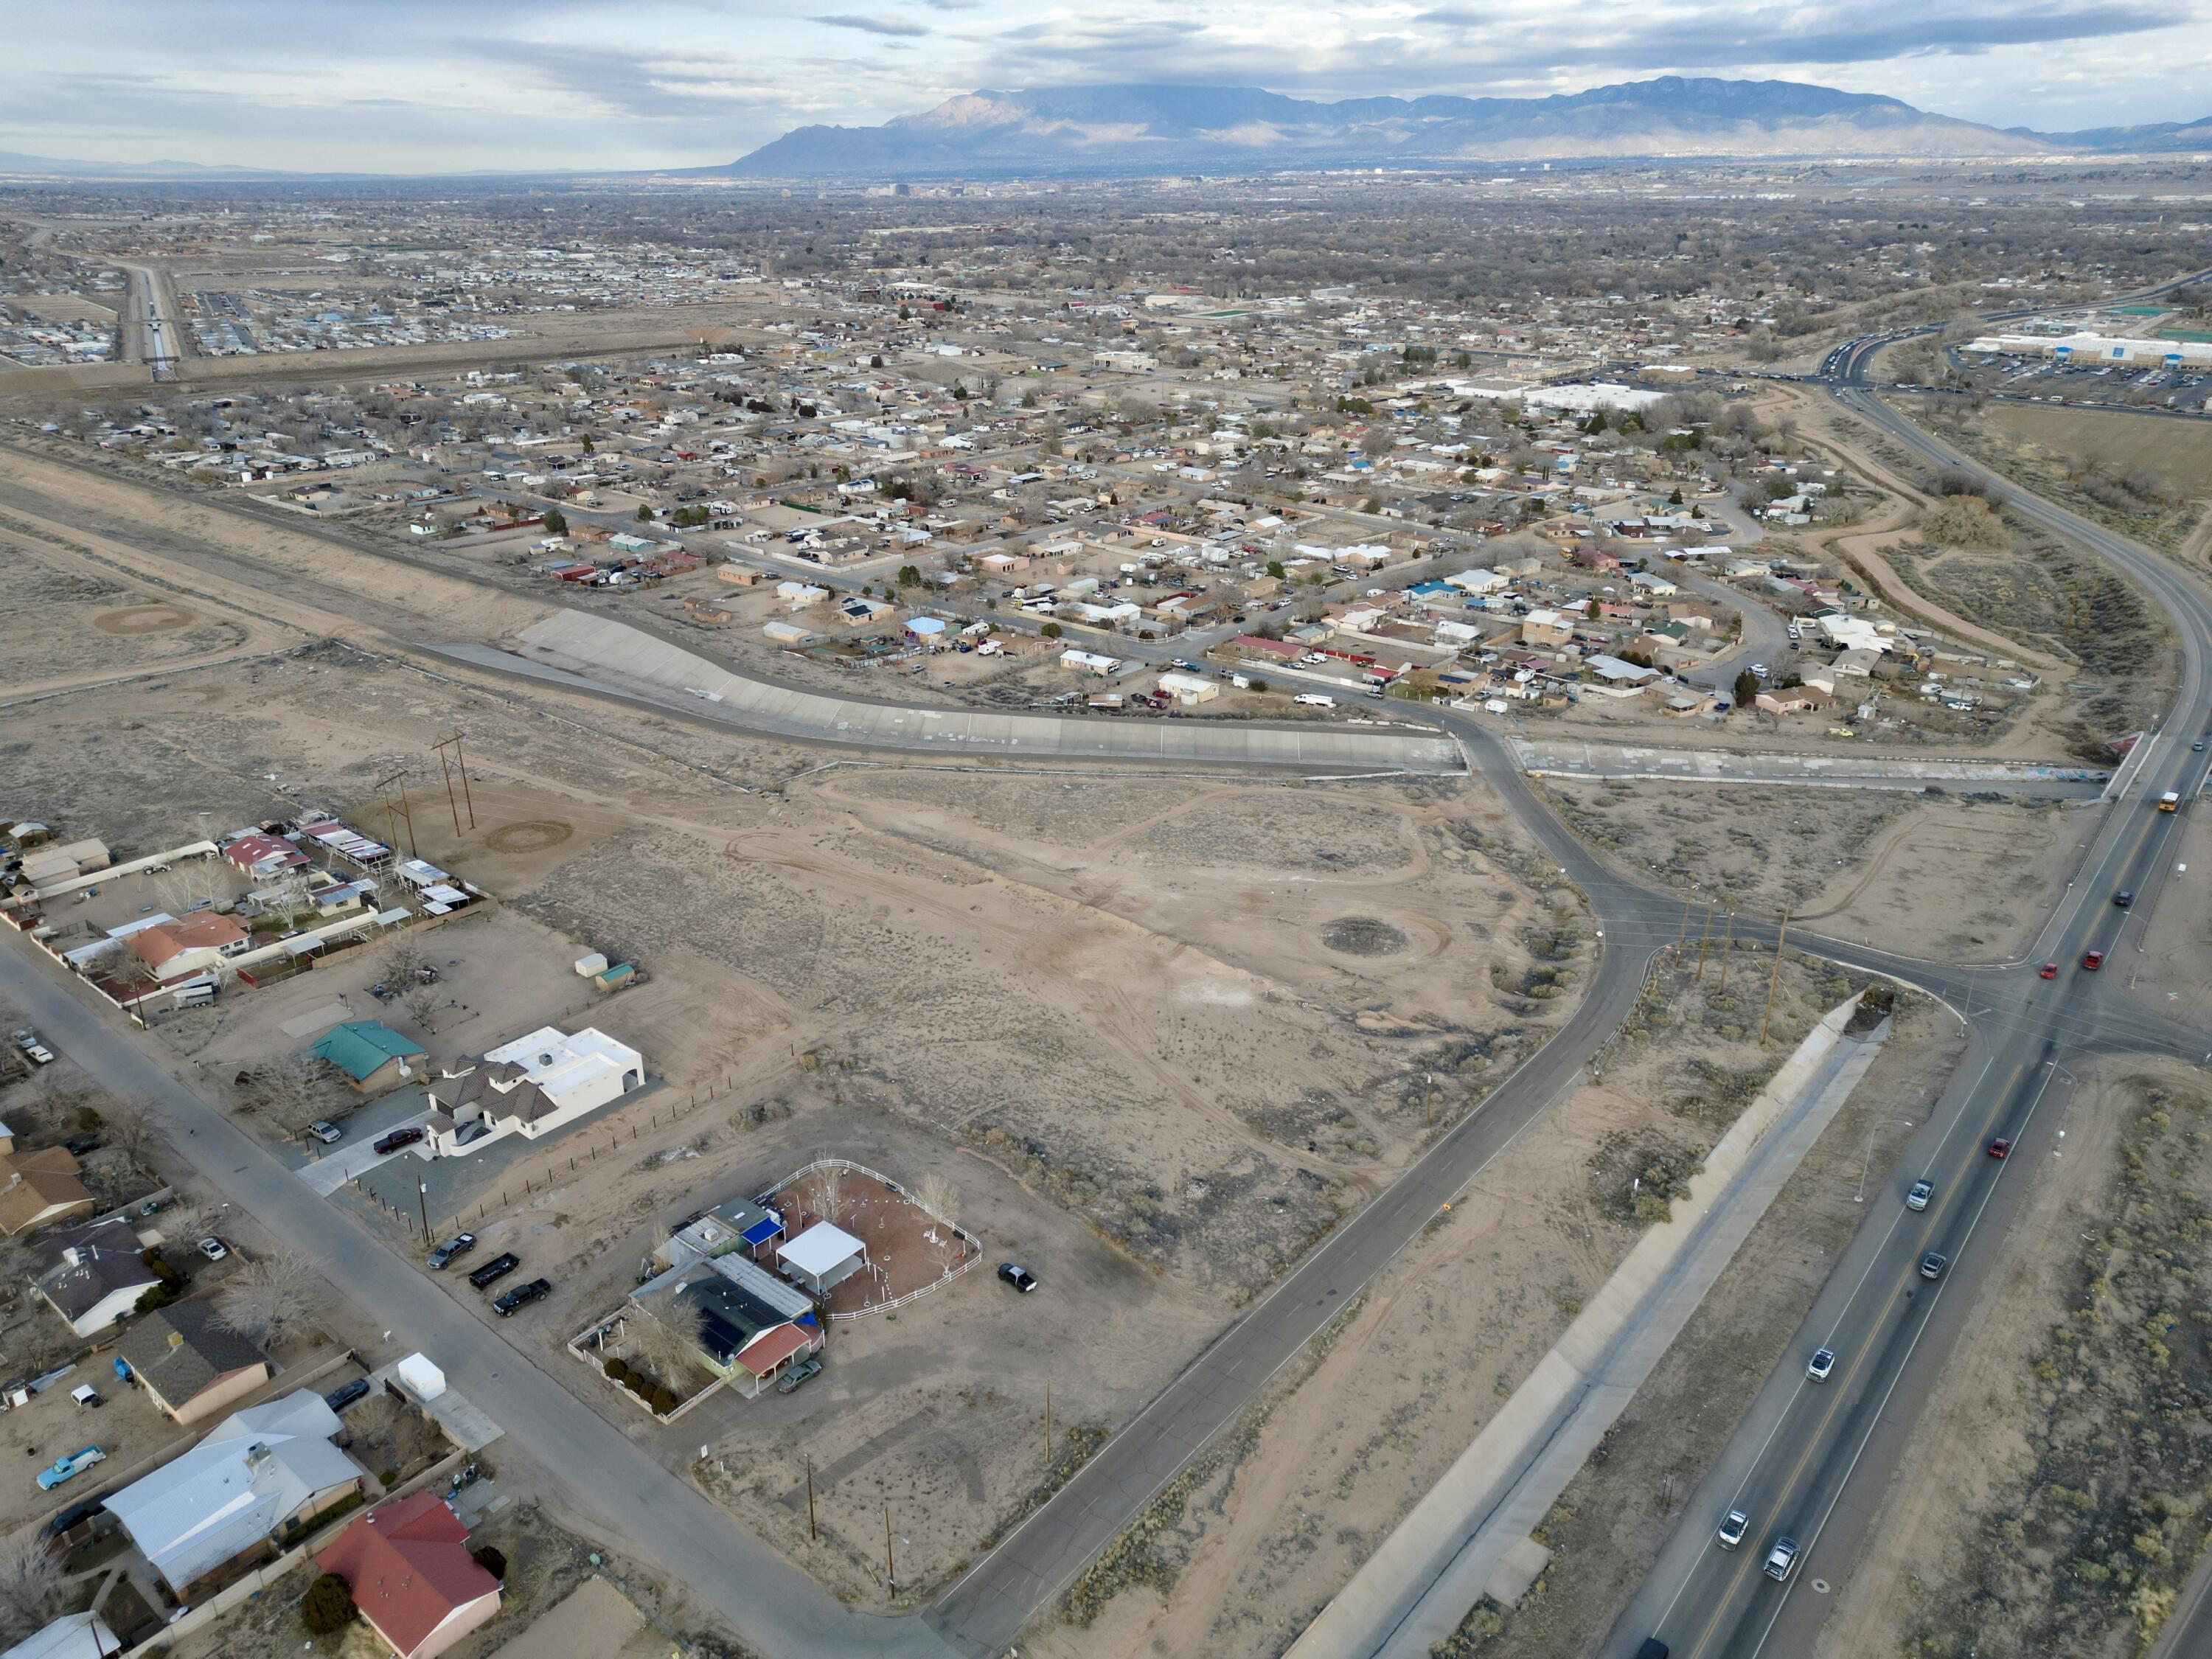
[1541,779,2092,957]
[1815,1059,2211,1659]
[0,521,282,698]
[1024,947,1901,1658]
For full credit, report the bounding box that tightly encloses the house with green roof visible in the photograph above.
[312,1020,428,1093]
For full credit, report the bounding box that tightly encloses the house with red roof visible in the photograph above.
[315,1492,501,1659]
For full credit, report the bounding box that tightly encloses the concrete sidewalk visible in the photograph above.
[1291,995,1888,1659]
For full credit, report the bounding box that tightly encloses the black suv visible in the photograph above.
[493,1279,552,1317]
[467,1253,520,1290]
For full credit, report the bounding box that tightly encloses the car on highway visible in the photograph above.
[36,1447,105,1492]
[998,1263,1039,1293]
[1806,1348,1836,1382]
[2039,962,2058,980]
[324,1377,372,1413]
[1920,1251,1949,1280]
[306,1120,344,1144]
[1906,1179,1934,1211]
[1989,1138,2011,1159]
[1716,1508,1750,1550]
[2194,740,2206,752]
[2113,890,2134,908]
[1762,1536,1799,1582]
[467,1253,521,1290]
[492,1278,552,1317]
[428,1233,478,1270]
[2082,950,2105,970]
[373,1125,426,1155]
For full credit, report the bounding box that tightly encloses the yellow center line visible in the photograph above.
[1679,1060,2031,1659]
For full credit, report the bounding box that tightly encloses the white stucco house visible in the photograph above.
[425,1026,644,1156]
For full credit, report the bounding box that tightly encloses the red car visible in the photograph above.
[2039,962,2058,980]
[1989,1138,2011,1159]
[2081,950,2105,970]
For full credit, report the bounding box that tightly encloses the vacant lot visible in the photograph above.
[1543,779,2091,957]
[1031,948,1902,1659]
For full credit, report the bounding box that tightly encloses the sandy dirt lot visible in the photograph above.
[0,527,276,698]
[1543,778,2093,959]
[1025,947,1903,1658]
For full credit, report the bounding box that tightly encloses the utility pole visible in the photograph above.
[1716,912,1736,991]
[375,770,418,858]
[805,1456,816,1542]
[1044,1380,1053,1470]
[1676,897,1692,947]
[417,1179,431,1242]
[433,733,476,832]
[884,1500,896,1594]
[1421,1071,1435,1130]
[1760,907,1791,1045]
[1694,902,1716,981]
[433,741,463,837]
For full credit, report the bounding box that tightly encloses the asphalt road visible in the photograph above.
[1599,341,2212,1659]
[0,936,955,1659]
[12,312,2212,1657]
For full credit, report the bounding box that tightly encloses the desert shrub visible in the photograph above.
[300,1572,355,1635]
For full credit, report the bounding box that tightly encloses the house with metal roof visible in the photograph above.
[312,1020,429,1093]
[106,1390,364,1596]
[628,1249,821,1399]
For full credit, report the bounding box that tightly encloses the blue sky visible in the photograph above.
[7,1,2207,171]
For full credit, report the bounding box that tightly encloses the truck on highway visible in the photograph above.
[2160,790,2180,811]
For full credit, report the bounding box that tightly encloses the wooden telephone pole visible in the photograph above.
[1044,1380,1053,1470]
[1715,912,1736,990]
[1693,902,1717,981]
[375,770,417,858]
[805,1456,816,1542]
[432,733,476,833]
[1760,908,1792,1044]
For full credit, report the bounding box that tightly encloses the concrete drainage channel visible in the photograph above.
[427,610,1467,775]
[1290,994,1888,1659]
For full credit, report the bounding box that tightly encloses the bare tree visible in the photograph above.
[403,990,440,1035]
[153,860,228,918]
[382,935,428,985]
[215,1248,330,1349]
[236,1052,330,1121]
[261,870,315,930]
[105,1099,172,1170]
[0,1524,60,1644]
[913,1173,958,1244]
[814,1163,844,1224]
[627,1302,709,1391]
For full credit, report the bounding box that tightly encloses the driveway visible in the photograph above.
[0,935,954,1659]
[298,1106,437,1194]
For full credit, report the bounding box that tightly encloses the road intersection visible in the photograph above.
[4,319,2208,1658]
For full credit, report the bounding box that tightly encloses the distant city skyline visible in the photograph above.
[8,0,2208,173]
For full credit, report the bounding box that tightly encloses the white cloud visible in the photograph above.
[3,0,2206,170]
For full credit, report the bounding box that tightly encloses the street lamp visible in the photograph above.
[1855,1116,1915,1203]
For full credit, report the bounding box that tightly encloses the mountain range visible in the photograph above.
[721,77,2212,178]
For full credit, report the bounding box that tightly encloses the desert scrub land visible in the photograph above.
[1021,946,1875,1659]
[1818,1062,2212,1659]
[1896,1069,2212,1659]
[1916,396,2212,554]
